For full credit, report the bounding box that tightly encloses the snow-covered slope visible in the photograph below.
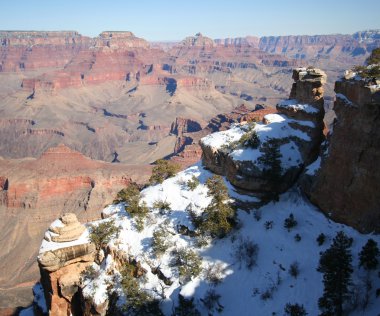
[56,162,380,316]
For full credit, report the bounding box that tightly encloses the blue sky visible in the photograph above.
[1,0,379,40]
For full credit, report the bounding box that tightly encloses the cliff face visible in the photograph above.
[258,31,380,62]
[310,77,380,232]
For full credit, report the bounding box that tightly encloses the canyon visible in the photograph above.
[0,29,379,313]
[31,65,380,316]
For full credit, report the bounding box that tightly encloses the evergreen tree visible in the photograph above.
[317,231,353,316]
[284,303,308,316]
[258,138,282,199]
[89,219,120,251]
[173,294,200,316]
[359,239,379,271]
[149,159,180,185]
[197,175,235,238]
[115,182,148,231]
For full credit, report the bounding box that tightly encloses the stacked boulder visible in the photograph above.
[38,213,95,316]
[45,213,86,243]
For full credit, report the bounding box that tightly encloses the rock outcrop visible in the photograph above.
[200,68,326,199]
[37,214,95,316]
[309,76,380,232]
[170,105,277,168]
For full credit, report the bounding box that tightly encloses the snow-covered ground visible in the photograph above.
[202,113,312,174]
[73,162,380,316]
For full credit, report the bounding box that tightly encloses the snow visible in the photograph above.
[277,99,320,114]
[77,163,380,316]
[39,228,90,254]
[19,307,34,316]
[279,141,302,169]
[306,157,321,175]
[336,93,355,107]
[201,124,245,148]
[33,283,47,314]
[230,147,261,162]
[256,114,311,141]
[18,283,47,316]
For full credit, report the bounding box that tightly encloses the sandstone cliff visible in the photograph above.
[309,75,380,232]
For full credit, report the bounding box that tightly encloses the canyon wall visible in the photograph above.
[309,76,380,232]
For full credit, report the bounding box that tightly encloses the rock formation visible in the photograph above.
[45,213,86,243]
[200,67,326,199]
[170,105,278,168]
[37,213,95,316]
[309,75,380,232]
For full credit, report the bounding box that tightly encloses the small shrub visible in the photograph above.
[289,261,300,279]
[232,236,259,270]
[239,129,260,149]
[187,175,200,191]
[284,303,308,316]
[359,239,379,271]
[152,224,172,257]
[121,263,163,315]
[316,233,326,246]
[284,213,298,231]
[149,159,180,185]
[352,48,380,79]
[201,289,224,314]
[114,182,140,204]
[204,262,225,286]
[260,272,282,301]
[260,286,275,301]
[80,265,100,283]
[171,248,202,283]
[220,140,239,152]
[253,210,262,221]
[195,235,210,248]
[264,220,274,230]
[89,219,120,251]
[152,199,172,215]
[294,234,301,242]
[173,294,200,316]
[115,183,148,230]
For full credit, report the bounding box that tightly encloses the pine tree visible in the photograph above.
[258,138,282,199]
[173,294,200,316]
[258,138,282,178]
[359,239,379,271]
[149,159,180,185]
[317,231,353,316]
[197,175,235,238]
[115,182,148,231]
